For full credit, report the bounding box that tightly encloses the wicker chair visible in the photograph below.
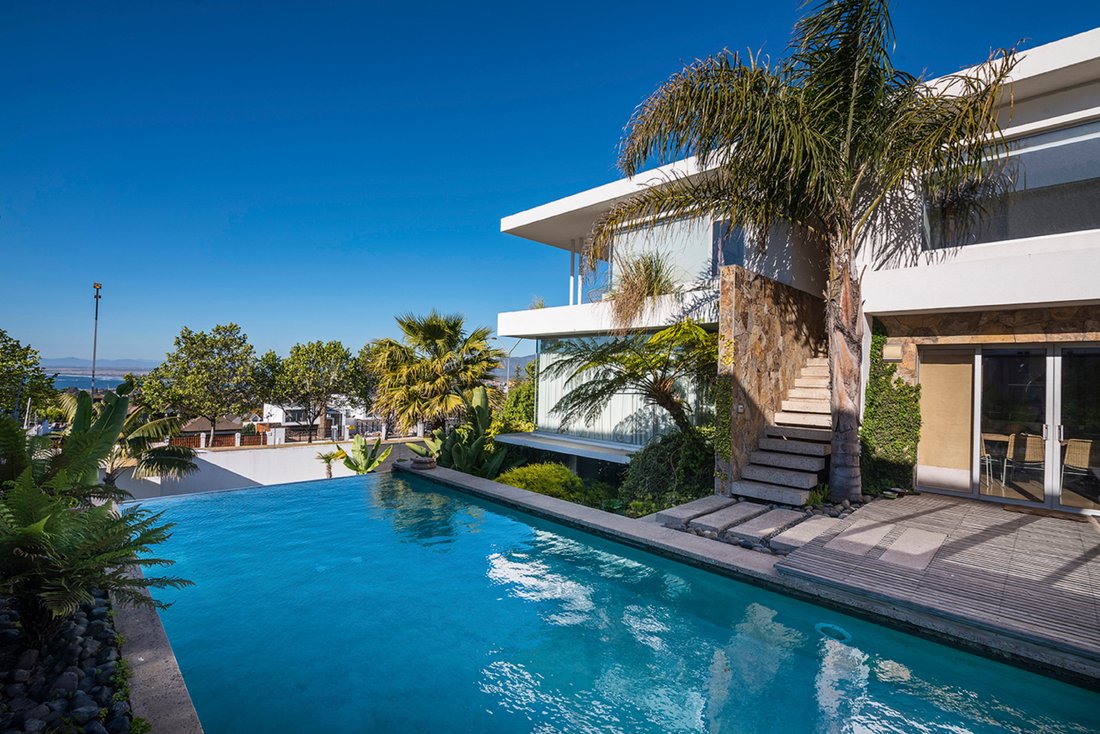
[1062,438,1099,485]
[1002,432,1046,485]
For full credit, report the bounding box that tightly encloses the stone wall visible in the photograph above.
[878,304,1100,384]
[716,266,826,490]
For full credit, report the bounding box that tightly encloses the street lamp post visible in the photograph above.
[91,283,102,396]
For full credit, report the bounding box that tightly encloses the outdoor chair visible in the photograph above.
[1062,438,1100,487]
[1002,432,1046,485]
[980,435,1001,489]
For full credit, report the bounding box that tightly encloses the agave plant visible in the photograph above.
[410,386,519,479]
[339,435,392,475]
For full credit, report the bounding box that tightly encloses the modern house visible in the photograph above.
[496,27,1100,515]
[262,397,379,442]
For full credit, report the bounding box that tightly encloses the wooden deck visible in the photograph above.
[777,493,1100,662]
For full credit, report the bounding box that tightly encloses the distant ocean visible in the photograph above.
[53,374,126,391]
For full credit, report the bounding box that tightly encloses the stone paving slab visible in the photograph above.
[726,508,805,543]
[655,495,737,527]
[879,527,947,570]
[770,516,842,554]
[689,501,769,534]
[824,518,895,556]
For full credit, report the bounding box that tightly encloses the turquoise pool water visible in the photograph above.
[141,474,1100,733]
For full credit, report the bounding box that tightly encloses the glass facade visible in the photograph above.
[924,119,1100,249]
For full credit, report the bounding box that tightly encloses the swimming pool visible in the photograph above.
[141,474,1099,733]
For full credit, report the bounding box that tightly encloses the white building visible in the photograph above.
[496,28,1100,515]
[262,396,378,442]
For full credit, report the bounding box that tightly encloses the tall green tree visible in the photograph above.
[545,321,717,437]
[586,0,1012,499]
[0,329,56,421]
[143,324,258,444]
[346,342,380,416]
[258,341,352,442]
[370,311,504,432]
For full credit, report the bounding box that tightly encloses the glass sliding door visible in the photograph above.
[978,349,1050,504]
[1056,347,1100,512]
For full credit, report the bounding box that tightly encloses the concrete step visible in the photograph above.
[765,425,833,442]
[770,516,842,554]
[787,386,830,401]
[805,357,829,367]
[800,365,830,378]
[780,399,831,414]
[742,464,819,489]
[794,377,830,389]
[730,480,811,506]
[750,450,825,472]
[774,411,832,429]
[726,508,807,542]
[759,437,831,456]
[654,495,737,528]
[688,501,770,534]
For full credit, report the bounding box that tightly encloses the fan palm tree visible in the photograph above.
[585,0,1013,499]
[544,321,717,437]
[369,311,505,432]
[58,393,198,488]
[316,449,343,479]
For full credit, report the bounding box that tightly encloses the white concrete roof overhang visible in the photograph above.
[500,27,1100,251]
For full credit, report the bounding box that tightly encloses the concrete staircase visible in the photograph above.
[730,357,832,506]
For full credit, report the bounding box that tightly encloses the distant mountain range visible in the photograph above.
[43,357,160,370]
[491,354,535,380]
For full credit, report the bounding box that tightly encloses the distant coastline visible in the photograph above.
[52,374,129,391]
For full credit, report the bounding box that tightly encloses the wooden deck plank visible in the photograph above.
[777,493,1100,661]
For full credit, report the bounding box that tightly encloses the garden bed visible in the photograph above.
[0,592,145,734]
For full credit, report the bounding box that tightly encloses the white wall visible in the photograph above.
[116,441,417,500]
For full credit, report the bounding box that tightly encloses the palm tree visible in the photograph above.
[315,449,343,479]
[369,311,504,433]
[544,321,717,437]
[585,0,1013,499]
[58,393,198,488]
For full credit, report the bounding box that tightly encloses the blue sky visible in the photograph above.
[1,1,1095,361]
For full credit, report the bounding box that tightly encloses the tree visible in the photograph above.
[315,449,343,479]
[143,324,258,444]
[544,321,717,437]
[370,311,504,432]
[56,392,198,488]
[346,343,380,415]
[585,0,1012,499]
[259,341,351,443]
[493,360,537,434]
[0,329,56,421]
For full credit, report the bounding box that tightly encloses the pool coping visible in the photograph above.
[112,570,204,733]
[397,462,1100,691]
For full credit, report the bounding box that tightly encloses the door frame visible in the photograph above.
[917,343,1100,515]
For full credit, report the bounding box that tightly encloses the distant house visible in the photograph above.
[262,396,380,442]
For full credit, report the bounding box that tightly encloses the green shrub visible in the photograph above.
[860,321,922,493]
[497,463,584,500]
[619,431,714,517]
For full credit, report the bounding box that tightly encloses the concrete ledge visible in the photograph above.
[113,574,204,733]
[396,462,1100,690]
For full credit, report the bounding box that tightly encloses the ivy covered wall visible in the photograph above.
[860,320,922,493]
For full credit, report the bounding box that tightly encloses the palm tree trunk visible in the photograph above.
[827,246,865,501]
[656,394,695,436]
[325,462,332,479]
[208,416,217,447]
